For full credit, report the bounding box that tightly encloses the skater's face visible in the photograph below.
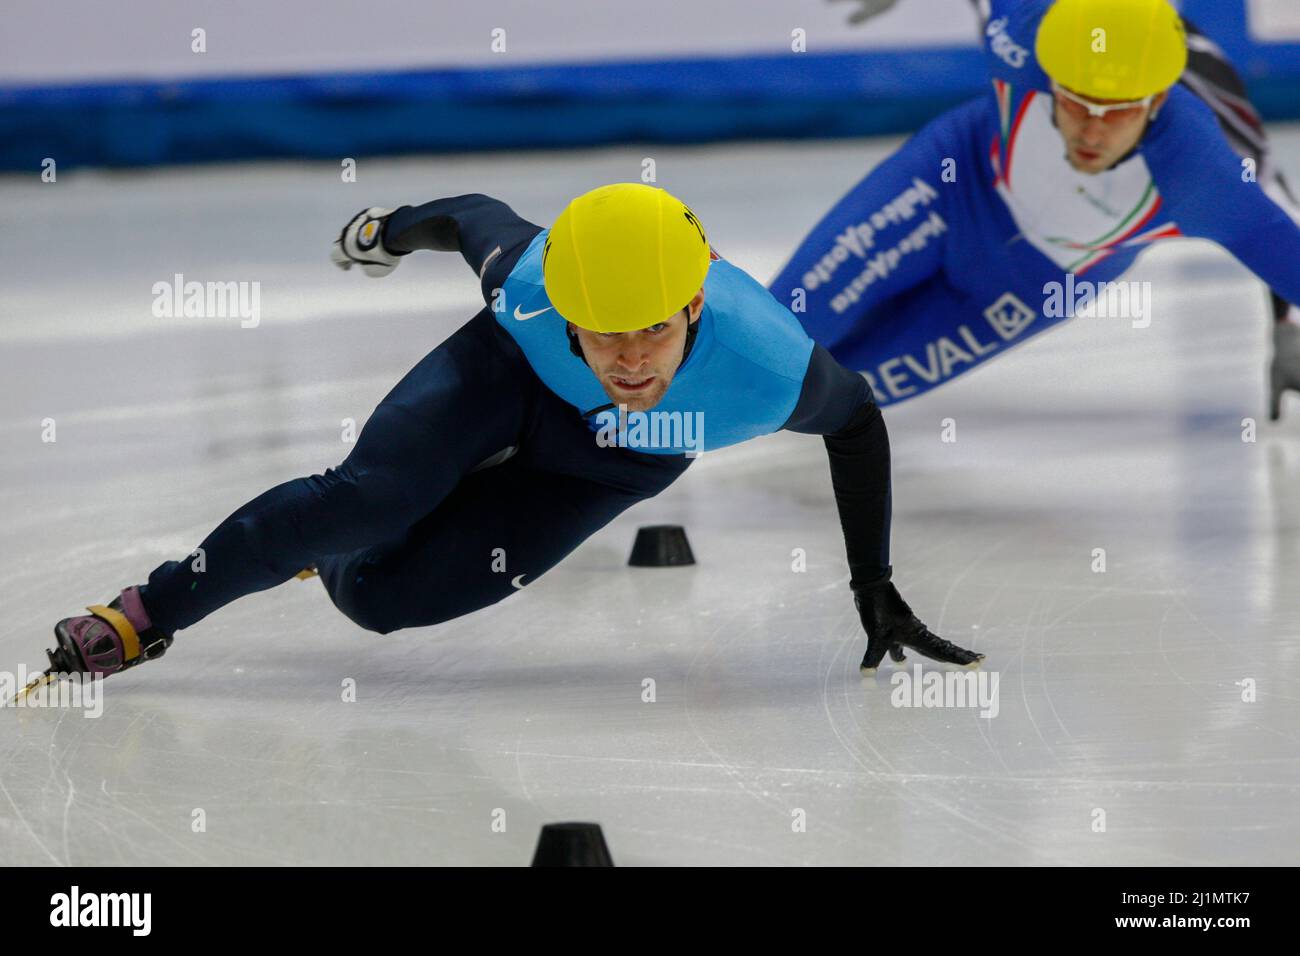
[570,289,705,412]
[1052,85,1169,174]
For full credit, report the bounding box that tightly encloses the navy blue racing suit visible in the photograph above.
[140,195,893,635]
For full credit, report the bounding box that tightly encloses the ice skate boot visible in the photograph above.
[19,586,173,700]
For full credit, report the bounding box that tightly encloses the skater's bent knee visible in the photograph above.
[339,602,402,636]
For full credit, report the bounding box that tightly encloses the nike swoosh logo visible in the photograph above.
[513,305,552,321]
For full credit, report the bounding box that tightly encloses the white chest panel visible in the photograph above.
[995,95,1162,271]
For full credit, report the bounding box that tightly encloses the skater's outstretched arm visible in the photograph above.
[330,195,542,305]
[383,194,543,300]
[1145,89,1300,308]
[783,346,984,670]
[783,345,890,587]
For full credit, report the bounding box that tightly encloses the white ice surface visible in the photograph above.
[2,132,1299,866]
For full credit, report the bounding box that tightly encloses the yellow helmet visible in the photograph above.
[1036,0,1187,100]
[542,183,711,333]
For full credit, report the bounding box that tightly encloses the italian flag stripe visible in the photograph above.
[1002,91,1036,190]
[994,79,1011,141]
[1086,184,1160,248]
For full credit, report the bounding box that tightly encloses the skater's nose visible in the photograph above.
[614,342,652,371]
[1080,115,1109,145]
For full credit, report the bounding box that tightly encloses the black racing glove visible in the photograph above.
[853,573,985,673]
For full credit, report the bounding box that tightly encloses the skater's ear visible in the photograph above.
[686,288,705,322]
[1149,90,1170,121]
[566,322,588,364]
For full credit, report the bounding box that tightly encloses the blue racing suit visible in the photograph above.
[770,0,1300,404]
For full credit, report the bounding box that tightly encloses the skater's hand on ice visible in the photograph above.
[331,207,401,277]
[853,577,984,673]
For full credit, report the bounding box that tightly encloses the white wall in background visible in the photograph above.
[3,0,980,85]
[1248,0,1300,41]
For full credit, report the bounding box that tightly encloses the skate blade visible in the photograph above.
[6,671,56,707]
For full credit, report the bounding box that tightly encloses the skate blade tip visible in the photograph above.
[6,672,56,706]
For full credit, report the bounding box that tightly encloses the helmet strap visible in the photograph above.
[681,312,701,364]
[566,325,589,366]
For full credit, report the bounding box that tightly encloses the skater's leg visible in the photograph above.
[322,390,693,633]
[140,310,539,635]
[847,270,1070,406]
[320,457,682,633]
[767,103,965,354]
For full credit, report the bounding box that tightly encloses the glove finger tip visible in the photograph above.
[860,653,889,674]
